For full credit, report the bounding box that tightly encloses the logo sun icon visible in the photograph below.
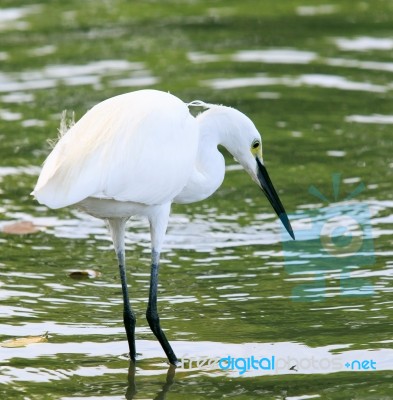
[282,173,375,301]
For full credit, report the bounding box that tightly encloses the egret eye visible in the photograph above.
[252,140,260,149]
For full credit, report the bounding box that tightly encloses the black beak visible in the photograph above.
[256,157,295,239]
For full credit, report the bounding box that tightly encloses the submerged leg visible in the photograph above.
[146,204,178,365]
[108,218,136,361]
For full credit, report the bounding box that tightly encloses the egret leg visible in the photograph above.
[146,250,178,365]
[146,204,178,365]
[108,218,136,361]
[119,256,137,361]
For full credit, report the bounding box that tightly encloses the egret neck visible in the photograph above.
[174,113,226,204]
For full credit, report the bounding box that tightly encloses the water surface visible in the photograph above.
[0,0,392,398]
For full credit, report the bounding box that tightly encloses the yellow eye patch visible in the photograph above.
[251,139,261,156]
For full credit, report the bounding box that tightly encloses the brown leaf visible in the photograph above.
[2,221,39,235]
[69,269,101,279]
[1,332,48,348]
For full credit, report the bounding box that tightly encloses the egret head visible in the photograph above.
[204,105,295,239]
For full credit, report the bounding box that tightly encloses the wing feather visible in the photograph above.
[33,90,199,209]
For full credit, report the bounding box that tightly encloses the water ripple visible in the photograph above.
[334,36,393,51]
[0,60,158,93]
[0,340,391,377]
[204,74,387,92]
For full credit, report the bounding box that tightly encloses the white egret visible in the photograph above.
[32,89,294,366]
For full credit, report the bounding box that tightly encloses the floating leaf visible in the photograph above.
[1,332,48,348]
[69,269,101,279]
[2,221,39,235]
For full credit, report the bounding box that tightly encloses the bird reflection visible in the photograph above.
[126,361,176,400]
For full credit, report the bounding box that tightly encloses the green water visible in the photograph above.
[1,0,392,398]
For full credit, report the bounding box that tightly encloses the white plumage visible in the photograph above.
[34,90,198,208]
[32,89,294,366]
